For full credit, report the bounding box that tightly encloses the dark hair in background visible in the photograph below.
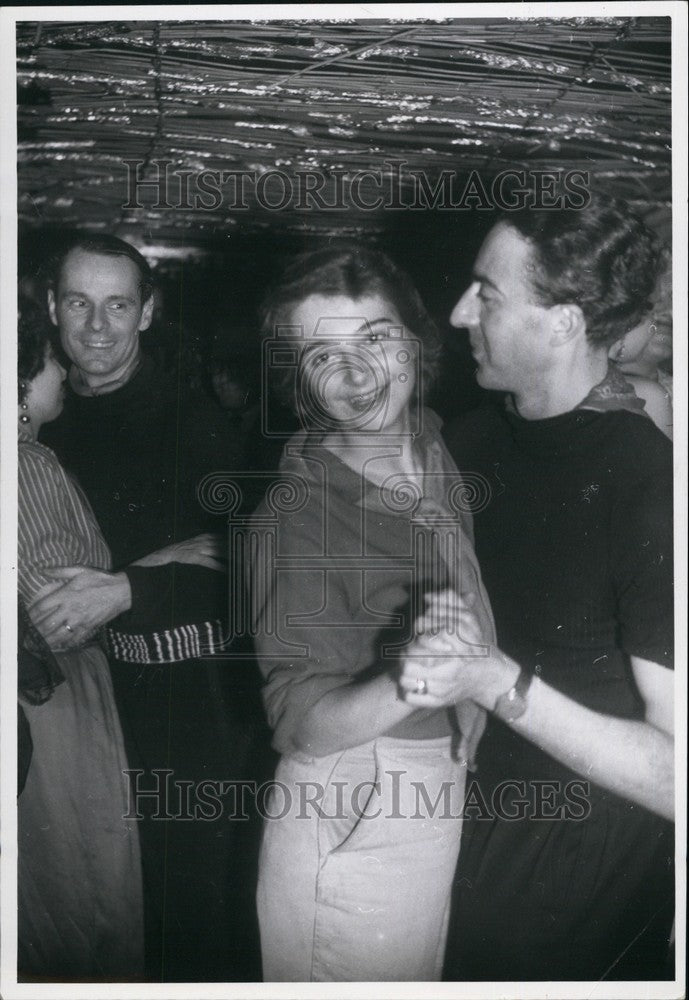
[500,198,661,346]
[259,244,443,411]
[18,297,56,385]
[47,234,154,304]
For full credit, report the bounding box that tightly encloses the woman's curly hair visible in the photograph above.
[18,297,55,386]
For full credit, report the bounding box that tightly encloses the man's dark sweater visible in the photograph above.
[442,403,674,982]
[41,355,264,981]
[42,354,240,617]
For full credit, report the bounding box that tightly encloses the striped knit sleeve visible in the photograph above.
[18,444,110,604]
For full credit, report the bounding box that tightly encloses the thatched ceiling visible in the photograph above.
[17,16,671,256]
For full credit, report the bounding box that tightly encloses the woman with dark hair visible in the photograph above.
[609,248,673,439]
[249,247,496,981]
[17,307,144,979]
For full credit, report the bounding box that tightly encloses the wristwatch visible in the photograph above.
[493,667,533,722]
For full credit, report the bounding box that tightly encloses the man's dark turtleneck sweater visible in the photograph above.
[40,352,263,982]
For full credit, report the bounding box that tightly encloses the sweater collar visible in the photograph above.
[69,351,144,397]
[501,366,649,457]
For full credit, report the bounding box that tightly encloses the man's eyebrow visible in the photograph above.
[62,289,136,302]
[471,272,501,293]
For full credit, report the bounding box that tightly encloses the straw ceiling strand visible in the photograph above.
[17,17,671,246]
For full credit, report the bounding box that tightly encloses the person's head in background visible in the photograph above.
[47,235,154,391]
[208,354,259,413]
[609,247,672,378]
[18,297,67,438]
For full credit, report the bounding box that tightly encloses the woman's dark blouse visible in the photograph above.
[250,411,496,756]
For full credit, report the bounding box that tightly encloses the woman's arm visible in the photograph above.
[623,374,673,439]
[19,447,129,649]
[253,568,421,757]
[292,671,418,757]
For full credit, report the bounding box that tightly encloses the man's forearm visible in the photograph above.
[481,666,674,821]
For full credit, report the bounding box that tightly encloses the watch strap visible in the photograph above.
[493,666,533,722]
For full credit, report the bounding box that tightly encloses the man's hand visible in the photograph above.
[132,533,226,572]
[28,567,132,650]
[398,589,517,710]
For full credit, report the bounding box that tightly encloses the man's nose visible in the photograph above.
[450,283,480,329]
[88,305,107,331]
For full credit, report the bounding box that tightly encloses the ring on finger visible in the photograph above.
[414,677,428,696]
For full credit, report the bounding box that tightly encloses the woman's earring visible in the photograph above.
[19,381,31,424]
[613,338,626,363]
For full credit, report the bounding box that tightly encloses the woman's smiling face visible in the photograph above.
[290,293,418,435]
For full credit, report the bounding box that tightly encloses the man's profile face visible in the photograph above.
[449,222,554,395]
[48,248,153,385]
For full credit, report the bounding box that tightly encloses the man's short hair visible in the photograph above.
[48,234,154,304]
[259,243,443,411]
[499,199,661,346]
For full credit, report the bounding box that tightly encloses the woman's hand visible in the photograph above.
[455,700,487,770]
[132,532,226,572]
[28,567,132,650]
[399,589,517,710]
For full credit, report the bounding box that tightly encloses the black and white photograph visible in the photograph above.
[1,5,686,998]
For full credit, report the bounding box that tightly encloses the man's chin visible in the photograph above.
[78,357,117,372]
[474,363,492,387]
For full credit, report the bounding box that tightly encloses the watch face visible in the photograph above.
[494,685,528,722]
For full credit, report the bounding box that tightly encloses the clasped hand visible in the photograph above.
[397,589,497,768]
[398,589,494,708]
[29,533,226,650]
[28,567,131,651]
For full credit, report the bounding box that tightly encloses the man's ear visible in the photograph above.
[47,287,58,326]
[549,303,585,346]
[139,295,154,332]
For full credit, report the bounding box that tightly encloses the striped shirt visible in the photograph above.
[18,429,111,605]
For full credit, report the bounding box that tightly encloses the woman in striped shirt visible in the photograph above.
[17,311,144,980]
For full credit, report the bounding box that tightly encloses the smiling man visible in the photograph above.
[48,243,154,390]
[37,234,256,982]
[410,200,675,981]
